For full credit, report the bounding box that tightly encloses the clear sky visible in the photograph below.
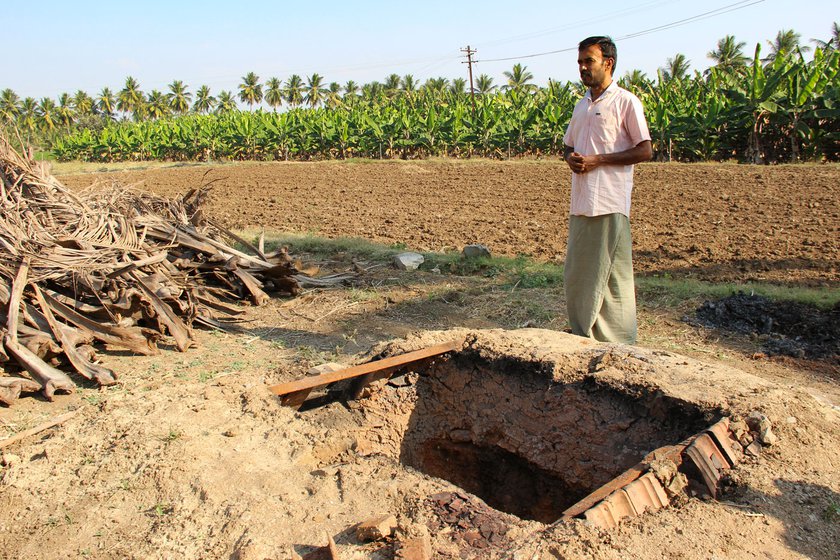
[1,0,835,102]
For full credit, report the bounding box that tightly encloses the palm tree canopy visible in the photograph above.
[503,63,536,92]
[73,90,95,116]
[284,75,304,107]
[215,90,237,113]
[401,75,417,94]
[168,80,192,114]
[811,22,840,51]
[146,90,171,119]
[450,78,467,96]
[765,29,810,62]
[305,73,325,107]
[707,35,749,72]
[193,85,216,114]
[238,72,263,107]
[97,87,116,117]
[0,88,21,121]
[475,74,495,94]
[37,97,58,130]
[661,53,691,81]
[384,73,401,95]
[343,80,359,98]
[118,76,145,119]
[265,77,283,110]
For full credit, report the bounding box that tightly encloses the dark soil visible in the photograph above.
[693,293,840,361]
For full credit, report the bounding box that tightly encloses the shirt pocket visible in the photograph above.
[592,110,618,146]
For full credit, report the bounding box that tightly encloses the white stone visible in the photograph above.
[394,252,424,271]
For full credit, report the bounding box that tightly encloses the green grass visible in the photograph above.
[253,231,839,309]
[636,276,840,310]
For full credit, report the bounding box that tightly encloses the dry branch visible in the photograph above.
[0,409,79,449]
[0,134,336,405]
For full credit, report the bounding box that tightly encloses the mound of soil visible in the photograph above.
[693,293,840,361]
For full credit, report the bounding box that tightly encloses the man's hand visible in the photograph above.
[566,151,598,174]
[564,141,652,174]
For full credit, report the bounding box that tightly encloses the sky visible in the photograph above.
[1,0,836,103]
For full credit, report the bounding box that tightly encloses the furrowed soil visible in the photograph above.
[0,160,837,560]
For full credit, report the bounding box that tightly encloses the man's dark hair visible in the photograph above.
[579,36,618,72]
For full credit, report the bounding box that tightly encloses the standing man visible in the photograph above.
[563,36,652,344]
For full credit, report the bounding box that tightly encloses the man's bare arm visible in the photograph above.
[565,141,652,174]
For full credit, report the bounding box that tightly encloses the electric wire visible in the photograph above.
[475,0,766,63]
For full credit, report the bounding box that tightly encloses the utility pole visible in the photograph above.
[461,45,477,115]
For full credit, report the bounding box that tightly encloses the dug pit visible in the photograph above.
[355,340,721,524]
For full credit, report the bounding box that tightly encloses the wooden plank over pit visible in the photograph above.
[268,339,463,409]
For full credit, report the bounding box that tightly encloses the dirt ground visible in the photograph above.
[1,160,838,559]
[59,160,840,286]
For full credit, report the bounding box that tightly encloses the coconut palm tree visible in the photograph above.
[475,74,495,94]
[56,93,75,129]
[707,35,749,73]
[661,54,691,81]
[362,81,385,102]
[304,73,325,108]
[72,90,95,117]
[764,29,810,63]
[37,98,58,132]
[193,85,215,114]
[168,80,192,114]
[0,88,20,123]
[215,91,237,113]
[265,78,283,111]
[325,82,342,109]
[384,74,401,98]
[400,75,417,97]
[18,97,38,140]
[118,76,145,120]
[450,78,467,97]
[423,77,449,96]
[811,22,840,51]
[238,72,263,109]
[343,80,360,101]
[284,75,304,108]
[503,63,536,93]
[146,90,170,120]
[97,88,116,120]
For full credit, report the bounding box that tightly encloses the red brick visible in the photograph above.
[355,514,397,542]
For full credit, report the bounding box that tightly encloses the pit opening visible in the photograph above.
[359,350,715,523]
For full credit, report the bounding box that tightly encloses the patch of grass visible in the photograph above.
[348,287,381,302]
[149,503,174,517]
[160,428,182,444]
[198,370,217,383]
[238,230,838,311]
[424,252,563,289]
[296,345,328,363]
[636,276,840,310]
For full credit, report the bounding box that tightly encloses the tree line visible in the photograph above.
[2,26,838,163]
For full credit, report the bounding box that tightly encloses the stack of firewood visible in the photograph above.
[0,138,320,405]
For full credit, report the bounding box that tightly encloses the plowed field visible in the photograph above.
[61,160,840,287]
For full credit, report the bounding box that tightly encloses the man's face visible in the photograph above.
[577,44,613,88]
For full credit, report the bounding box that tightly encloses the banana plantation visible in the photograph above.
[3,39,839,164]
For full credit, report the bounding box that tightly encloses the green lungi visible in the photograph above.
[564,213,637,344]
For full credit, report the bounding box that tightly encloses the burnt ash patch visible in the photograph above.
[693,293,840,361]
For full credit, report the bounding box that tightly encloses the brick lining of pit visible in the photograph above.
[357,350,719,524]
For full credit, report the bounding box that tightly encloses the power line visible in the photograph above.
[475,0,766,63]
[477,0,679,49]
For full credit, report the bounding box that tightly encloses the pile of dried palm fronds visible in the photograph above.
[0,138,341,405]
